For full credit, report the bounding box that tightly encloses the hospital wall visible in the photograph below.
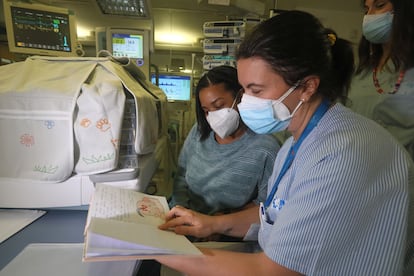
[0,2,364,196]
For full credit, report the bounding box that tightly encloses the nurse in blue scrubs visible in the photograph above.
[156,10,414,276]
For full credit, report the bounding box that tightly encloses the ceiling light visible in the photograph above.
[95,0,150,17]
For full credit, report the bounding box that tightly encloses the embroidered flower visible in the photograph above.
[20,134,34,147]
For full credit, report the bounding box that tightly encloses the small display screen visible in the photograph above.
[151,74,192,101]
[10,6,73,52]
[112,33,144,59]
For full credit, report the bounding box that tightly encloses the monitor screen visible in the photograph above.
[151,73,192,101]
[105,28,150,77]
[3,1,77,57]
[111,33,144,59]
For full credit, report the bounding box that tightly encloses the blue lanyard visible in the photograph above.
[264,99,330,209]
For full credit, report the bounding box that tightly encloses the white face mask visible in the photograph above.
[206,97,240,139]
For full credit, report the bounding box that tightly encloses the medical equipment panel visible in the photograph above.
[203,20,246,38]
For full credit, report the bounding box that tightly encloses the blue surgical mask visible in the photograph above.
[237,84,302,134]
[362,11,393,44]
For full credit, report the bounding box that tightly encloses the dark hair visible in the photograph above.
[356,33,393,75]
[390,0,414,69]
[236,10,354,104]
[195,65,242,140]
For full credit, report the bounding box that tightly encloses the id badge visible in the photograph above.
[259,202,268,224]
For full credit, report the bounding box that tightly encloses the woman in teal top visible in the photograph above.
[348,0,414,159]
[169,66,279,216]
[138,66,279,276]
